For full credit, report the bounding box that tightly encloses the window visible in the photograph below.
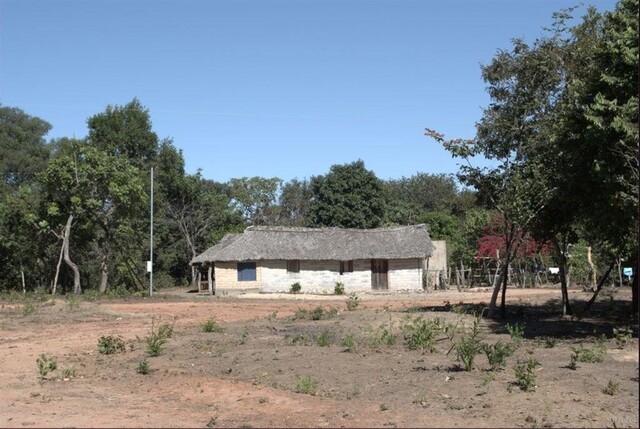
[340,260,354,275]
[287,260,300,273]
[237,262,256,282]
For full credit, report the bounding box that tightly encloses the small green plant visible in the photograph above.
[66,294,80,310]
[22,301,36,317]
[62,367,76,379]
[370,321,397,348]
[480,372,496,386]
[290,282,302,294]
[451,316,483,371]
[613,327,632,349]
[202,319,224,333]
[291,332,311,345]
[146,320,172,357]
[380,403,389,411]
[334,281,345,295]
[157,322,174,339]
[292,306,337,321]
[602,380,619,396]
[206,416,218,427]
[340,333,357,351]
[266,310,278,321]
[402,316,440,352]
[505,322,525,347]
[239,327,249,345]
[483,341,514,371]
[36,354,57,379]
[295,375,318,395]
[513,358,540,392]
[346,292,360,311]
[137,360,150,375]
[571,340,606,364]
[316,330,333,347]
[543,337,557,348]
[97,335,126,355]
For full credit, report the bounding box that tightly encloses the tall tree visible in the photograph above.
[41,140,145,293]
[0,106,51,193]
[227,176,281,225]
[308,160,385,229]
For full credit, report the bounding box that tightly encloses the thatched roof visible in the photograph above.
[191,224,434,264]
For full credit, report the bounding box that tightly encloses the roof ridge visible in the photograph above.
[246,224,426,233]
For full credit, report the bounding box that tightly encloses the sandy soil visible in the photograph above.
[0,287,637,428]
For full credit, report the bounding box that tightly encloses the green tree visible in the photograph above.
[308,160,385,229]
[278,178,312,226]
[385,173,459,213]
[40,140,145,293]
[227,176,282,226]
[0,106,51,194]
[86,98,158,168]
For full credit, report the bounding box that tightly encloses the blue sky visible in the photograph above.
[0,0,618,184]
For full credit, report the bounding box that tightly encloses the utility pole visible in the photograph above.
[149,167,154,297]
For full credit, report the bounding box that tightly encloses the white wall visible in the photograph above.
[259,259,424,294]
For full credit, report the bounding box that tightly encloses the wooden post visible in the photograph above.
[207,264,213,296]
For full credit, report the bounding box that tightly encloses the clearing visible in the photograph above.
[0,286,637,428]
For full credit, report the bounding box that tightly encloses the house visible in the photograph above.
[191,224,445,295]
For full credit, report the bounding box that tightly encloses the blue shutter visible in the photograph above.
[237,262,256,281]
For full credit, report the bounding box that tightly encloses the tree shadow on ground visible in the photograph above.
[402,292,637,341]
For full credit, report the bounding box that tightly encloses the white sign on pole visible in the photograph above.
[146,261,152,273]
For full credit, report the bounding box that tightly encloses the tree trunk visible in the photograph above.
[20,261,26,294]
[63,214,81,294]
[51,239,64,295]
[587,246,597,291]
[616,256,623,288]
[632,269,638,314]
[582,261,615,315]
[459,260,466,288]
[99,250,109,293]
[554,240,573,316]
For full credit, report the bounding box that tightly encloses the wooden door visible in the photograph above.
[371,259,389,290]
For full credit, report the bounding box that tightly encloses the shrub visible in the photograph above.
[22,301,36,317]
[543,337,557,348]
[452,317,483,371]
[157,322,174,339]
[146,320,173,357]
[402,317,439,352]
[602,380,619,396]
[239,327,249,345]
[346,292,360,311]
[334,282,345,295]
[292,307,337,321]
[36,354,57,379]
[137,360,150,375]
[505,322,525,347]
[97,336,126,355]
[202,319,224,333]
[340,333,357,351]
[316,330,333,347]
[62,367,76,379]
[482,341,514,371]
[613,327,632,349]
[295,375,318,395]
[513,358,540,391]
[290,282,302,294]
[291,331,311,345]
[370,321,396,348]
